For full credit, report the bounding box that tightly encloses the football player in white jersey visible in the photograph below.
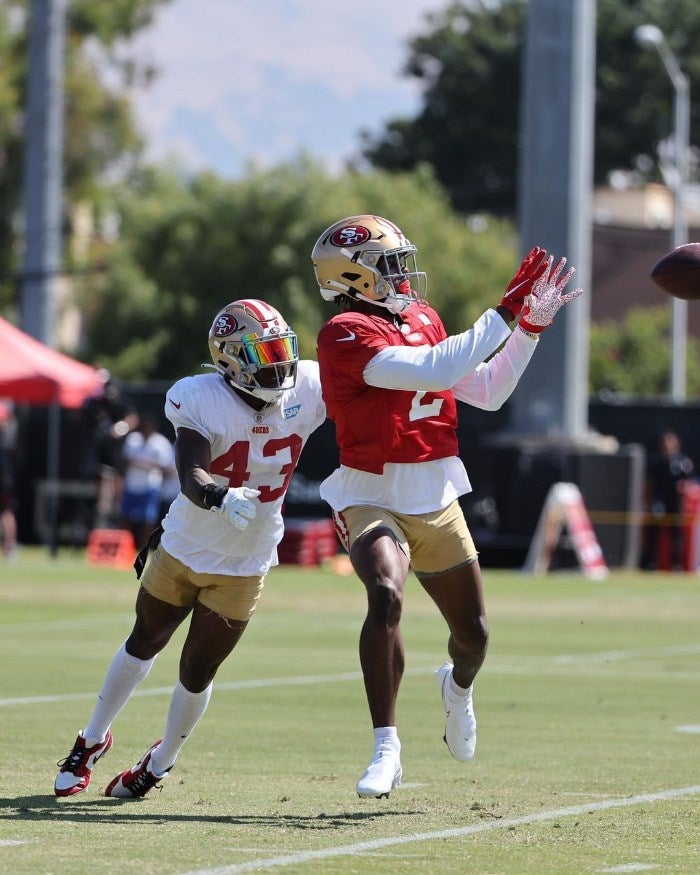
[55,299,326,798]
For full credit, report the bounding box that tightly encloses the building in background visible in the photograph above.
[592,182,700,336]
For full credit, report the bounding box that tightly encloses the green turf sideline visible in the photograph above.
[178,785,700,875]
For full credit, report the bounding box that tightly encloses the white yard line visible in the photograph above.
[2,639,699,708]
[177,785,700,875]
[484,665,698,680]
[2,617,698,664]
[551,643,700,663]
[597,865,659,873]
[0,616,132,633]
[0,672,366,707]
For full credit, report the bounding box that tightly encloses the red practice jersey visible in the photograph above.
[316,303,459,475]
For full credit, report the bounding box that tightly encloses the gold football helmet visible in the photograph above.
[208,299,298,403]
[311,215,427,313]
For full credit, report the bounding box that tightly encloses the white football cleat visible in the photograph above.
[435,662,477,762]
[356,744,402,799]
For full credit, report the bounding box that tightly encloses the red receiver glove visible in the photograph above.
[498,246,549,319]
[518,255,583,334]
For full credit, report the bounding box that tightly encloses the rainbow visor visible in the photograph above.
[228,330,298,369]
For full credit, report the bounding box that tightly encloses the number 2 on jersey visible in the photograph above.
[409,390,444,421]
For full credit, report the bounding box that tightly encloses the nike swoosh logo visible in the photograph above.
[170,399,181,409]
[336,329,356,342]
[507,278,528,294]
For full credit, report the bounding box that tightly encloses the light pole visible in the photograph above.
[634,24,690,402]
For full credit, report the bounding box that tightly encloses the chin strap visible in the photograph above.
[218,372,282,405]
[355,292,411,314]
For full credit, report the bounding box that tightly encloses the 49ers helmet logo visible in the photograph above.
[213,313,239,337]
[329,225,371,248]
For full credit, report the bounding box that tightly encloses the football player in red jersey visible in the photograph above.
[312,215,582,798]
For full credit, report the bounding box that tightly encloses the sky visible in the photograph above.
[128,0,443,179]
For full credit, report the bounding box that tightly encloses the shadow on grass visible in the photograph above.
[0,795,418,828]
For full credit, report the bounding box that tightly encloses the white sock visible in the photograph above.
[83,643,155,745]
[373,726,400,755]
[449,674,471,698]
[150,681,212,776]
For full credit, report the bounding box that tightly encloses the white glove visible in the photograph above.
[518,255,583,334]
[211,487,260,530]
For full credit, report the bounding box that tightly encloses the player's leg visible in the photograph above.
[419,559,488,689]
[409,501,487,762]
[55,545,195,796]
[55,587,191,797]
[105,570,260,798]
[341,507,410,798]
[163,601,248,769]
[419,560,487,763]
[351,527,409,728]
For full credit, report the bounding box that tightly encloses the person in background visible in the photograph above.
[312,214,582,798]
[81,371,139,527]
[54,299,325,799]
[158,437,180,521]
[119,413,174,549]
[0,400,18,560]
[641,430,695,571]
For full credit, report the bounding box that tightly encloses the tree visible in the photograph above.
[589,306,700,397]
[0,0,170,312]
[361,0,700,215]
[78,159,523,379]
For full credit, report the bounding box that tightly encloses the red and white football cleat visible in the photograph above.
[104,740,170,798]
[55,730,113,797]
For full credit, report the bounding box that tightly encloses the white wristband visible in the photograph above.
[518,326,540,341]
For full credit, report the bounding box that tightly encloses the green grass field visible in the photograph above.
[1,549,699,874]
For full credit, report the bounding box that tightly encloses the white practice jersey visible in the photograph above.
[160,360,325,577]
[122,430,173,491]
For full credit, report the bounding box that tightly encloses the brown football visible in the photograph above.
[650,242,700,300]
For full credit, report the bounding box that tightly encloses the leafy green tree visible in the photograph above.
[0,0,170,310]
[362,0,700,214]
[589,306,700,397]
[80,160,523,379]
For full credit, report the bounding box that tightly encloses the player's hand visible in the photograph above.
[211,487,260,530]
[518,255,583,334]
[498,246,549,319]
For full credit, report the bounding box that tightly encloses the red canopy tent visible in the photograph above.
[0,316,105,552]
[0,315,103,407]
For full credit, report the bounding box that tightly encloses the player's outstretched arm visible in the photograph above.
[361,249,579,394]
[452,329,536,409]
[453,254,584,409]
[362,309,511,392]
